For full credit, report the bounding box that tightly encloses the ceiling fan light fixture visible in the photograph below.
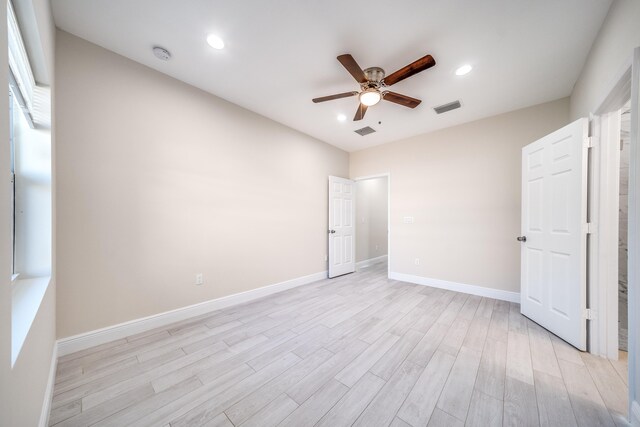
[312,53,435,121]
[359,89,381,107]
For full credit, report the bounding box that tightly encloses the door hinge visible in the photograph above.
[584,136,596,148]
[585,222,596,234]
[584,308,595,320]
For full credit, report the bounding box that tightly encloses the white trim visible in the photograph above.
[356,255,388,269]
[389,271,520,303]
[588,50,636,363]
[38,344,57,427]
[590,110,623,359]
[631,401,640,426]
[589,48,639,421]
[57,270,327,356]
[11,277,51,366]
[352,173,390,181]
[594,58,633,116]
[628,46,640,427]
[591,45,640,422]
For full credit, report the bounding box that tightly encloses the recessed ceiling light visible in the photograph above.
[337,114,347,122]
[206,34,225,50]
[455,64,473,76]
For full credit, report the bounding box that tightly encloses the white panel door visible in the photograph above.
[520,118,589,350]
[328,176,355,278]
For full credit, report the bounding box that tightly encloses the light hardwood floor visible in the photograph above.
[49,263,629,427]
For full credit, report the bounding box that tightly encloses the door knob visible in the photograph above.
[516,236,527,242]
[329,230,336,234]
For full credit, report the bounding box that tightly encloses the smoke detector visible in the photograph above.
[153,46,171,61]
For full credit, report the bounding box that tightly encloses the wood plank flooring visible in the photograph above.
[49,263,629,426]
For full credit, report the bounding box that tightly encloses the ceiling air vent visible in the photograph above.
[434,100,461,114]
[354,126,376,136]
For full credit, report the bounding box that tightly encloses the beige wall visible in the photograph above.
[355,177,388,263]
[570,0,640,119]
[55,31,349,338]
[350,98,570,294]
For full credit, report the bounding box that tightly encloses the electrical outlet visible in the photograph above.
[403,216,414,224]
[414,258,420,266]
[195,273,203,285]
[324,254,328,262]
[375,244,379,250]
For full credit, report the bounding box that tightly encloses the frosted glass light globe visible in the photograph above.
[359,89,381,106]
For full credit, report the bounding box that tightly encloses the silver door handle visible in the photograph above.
[329,230,336,234]
[516,236,527,242]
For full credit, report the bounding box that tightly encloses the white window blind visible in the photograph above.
[7,0,35,127]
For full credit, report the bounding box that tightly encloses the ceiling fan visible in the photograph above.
[312,53,436,121]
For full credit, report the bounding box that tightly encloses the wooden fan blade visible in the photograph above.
[312,91,359,103]
[383,54,436,86]
[354,103,368,121]
[337,54,367,83]
[383,91,422,108]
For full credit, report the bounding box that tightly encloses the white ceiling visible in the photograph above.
[51,0,612,152]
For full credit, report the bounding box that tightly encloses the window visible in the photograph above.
[7,0,53,366]
[8,78,33,278]
[7,0,35,279]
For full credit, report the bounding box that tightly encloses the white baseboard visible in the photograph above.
[38,344,57,427]
[389,271,520,303]
[631,401,640,426]
[57,270,327,357]
[356,255,388,269]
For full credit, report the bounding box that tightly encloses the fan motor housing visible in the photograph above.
[364,67,385,83]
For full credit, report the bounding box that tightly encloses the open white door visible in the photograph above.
[328,176,355,278]
[520,118,589,350]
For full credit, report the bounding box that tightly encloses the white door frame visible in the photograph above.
[589,47,639,425]
[590,109,621,359]
[353,173,391,276]
[630,46,640,427]
[590,54,632,359]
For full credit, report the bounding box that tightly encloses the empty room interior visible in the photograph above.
[2,0,640,426]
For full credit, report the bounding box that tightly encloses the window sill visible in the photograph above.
[11,276,51,367]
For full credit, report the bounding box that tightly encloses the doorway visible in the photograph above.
[589,47,639,424]
[355,176,389,271]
